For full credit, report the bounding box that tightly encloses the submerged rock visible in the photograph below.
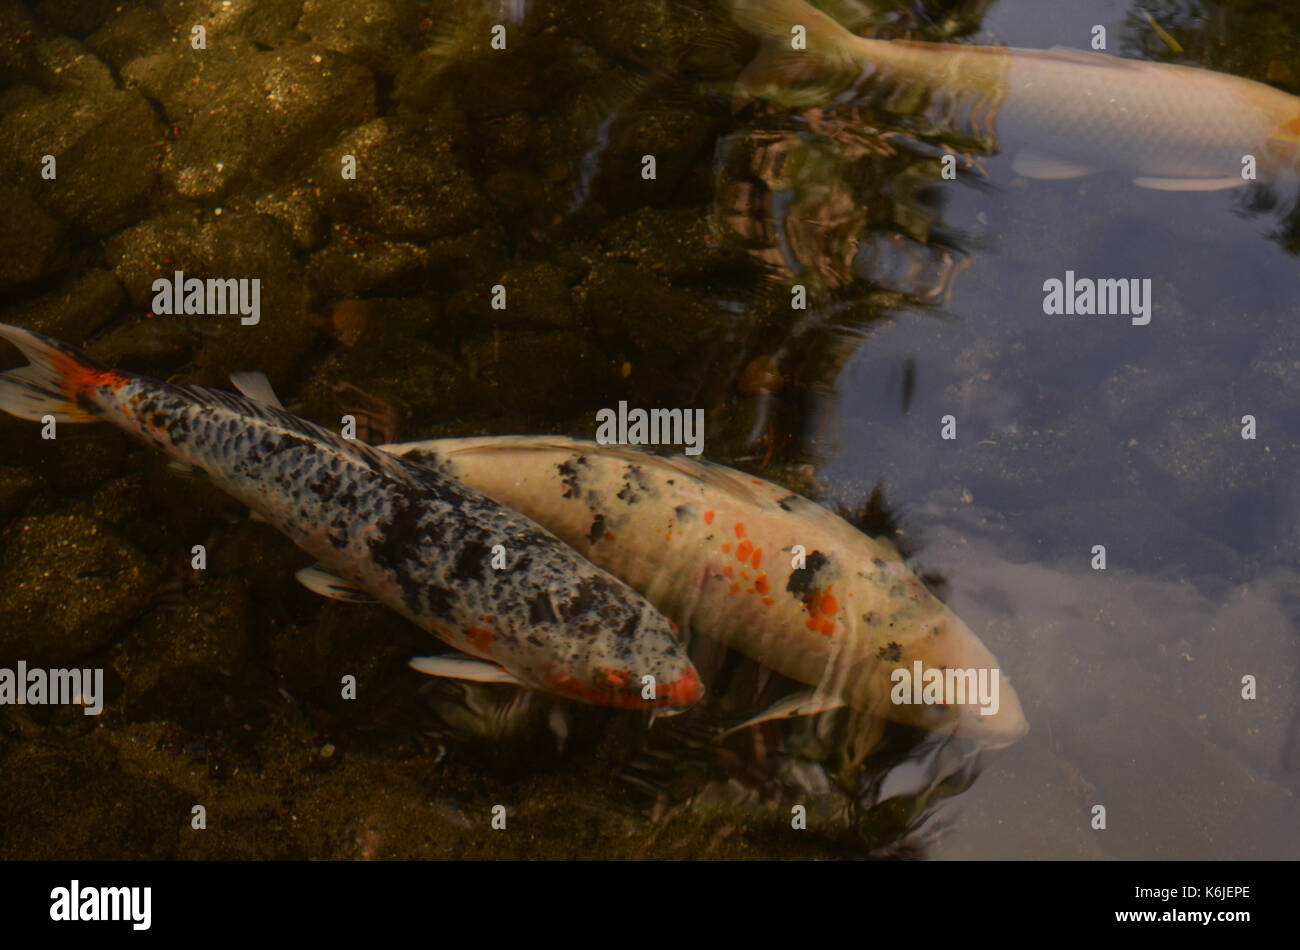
[125,43,375,200]
[299,0,424,76]
[0,513,160,667]
[0,187,67,293]
[0,78,165,237]
[312,114,487,242]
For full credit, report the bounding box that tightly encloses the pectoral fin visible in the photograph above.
[295,565,377,604]
[409,655,524,686]
[716,689,847,739]
[1011,150,1097,180]
[1132,175,1245,191]
[166,460,207,479]
[229,371,285,409]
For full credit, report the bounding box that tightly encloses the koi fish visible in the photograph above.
[0,325,702,714]
[381,436,1029,747]
[733,0,1300,191]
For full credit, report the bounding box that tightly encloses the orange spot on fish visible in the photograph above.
[734,522,746,539]
[818,618,835,636]
[722,543,731,554]
[729,582,741,595]
[755,573,770,595]
[659,665,703,708]
[742,571,750,581]
[601,668,632,689]
[723,566,734,579]
[704,510,715,525]
[821,594,838,617]
[466,626,495,652]
[736,539,753,562]
[805,616,820,631]
[761,597,775,607]
[751,548,762,569]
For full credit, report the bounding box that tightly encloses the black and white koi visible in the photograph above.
[0,325,702,714]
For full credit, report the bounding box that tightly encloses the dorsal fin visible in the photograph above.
[229,371,284,409]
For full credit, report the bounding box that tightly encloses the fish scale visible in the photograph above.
[0,324,702,713]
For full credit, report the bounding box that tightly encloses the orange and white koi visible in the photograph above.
[383,436,1029,747]
[0,325,702,714]
[734,0,1300,190]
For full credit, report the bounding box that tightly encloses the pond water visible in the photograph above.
[0,0,1295,859]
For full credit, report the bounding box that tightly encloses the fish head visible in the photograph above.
[895,608,1029,749]
[539,614,705,715]
[842,604,1029,749]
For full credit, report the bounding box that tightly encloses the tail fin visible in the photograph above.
[0,323,116,423]
[732,0,862,47]
[731,0,867,108]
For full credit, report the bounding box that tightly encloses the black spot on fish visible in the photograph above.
[268,432,311,457]
[558,577,604,638]
[777,494,798,512]
[588,513,607,544]
[448,538,492,583]
[423,583,457,619]
[163,412,192,440]
[786,550,830,599]
[616,612,640,643]
[557,456,586,499]
[616,463,650,504]
[673,504,695,522]
[527,593,558,625]
[368,497,430,614]
[327,527,349,550]
[876,641,902,662]
[311,471,341,498]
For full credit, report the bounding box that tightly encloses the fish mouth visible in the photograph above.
[655,665,705,712]
[947,686,1030,749]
